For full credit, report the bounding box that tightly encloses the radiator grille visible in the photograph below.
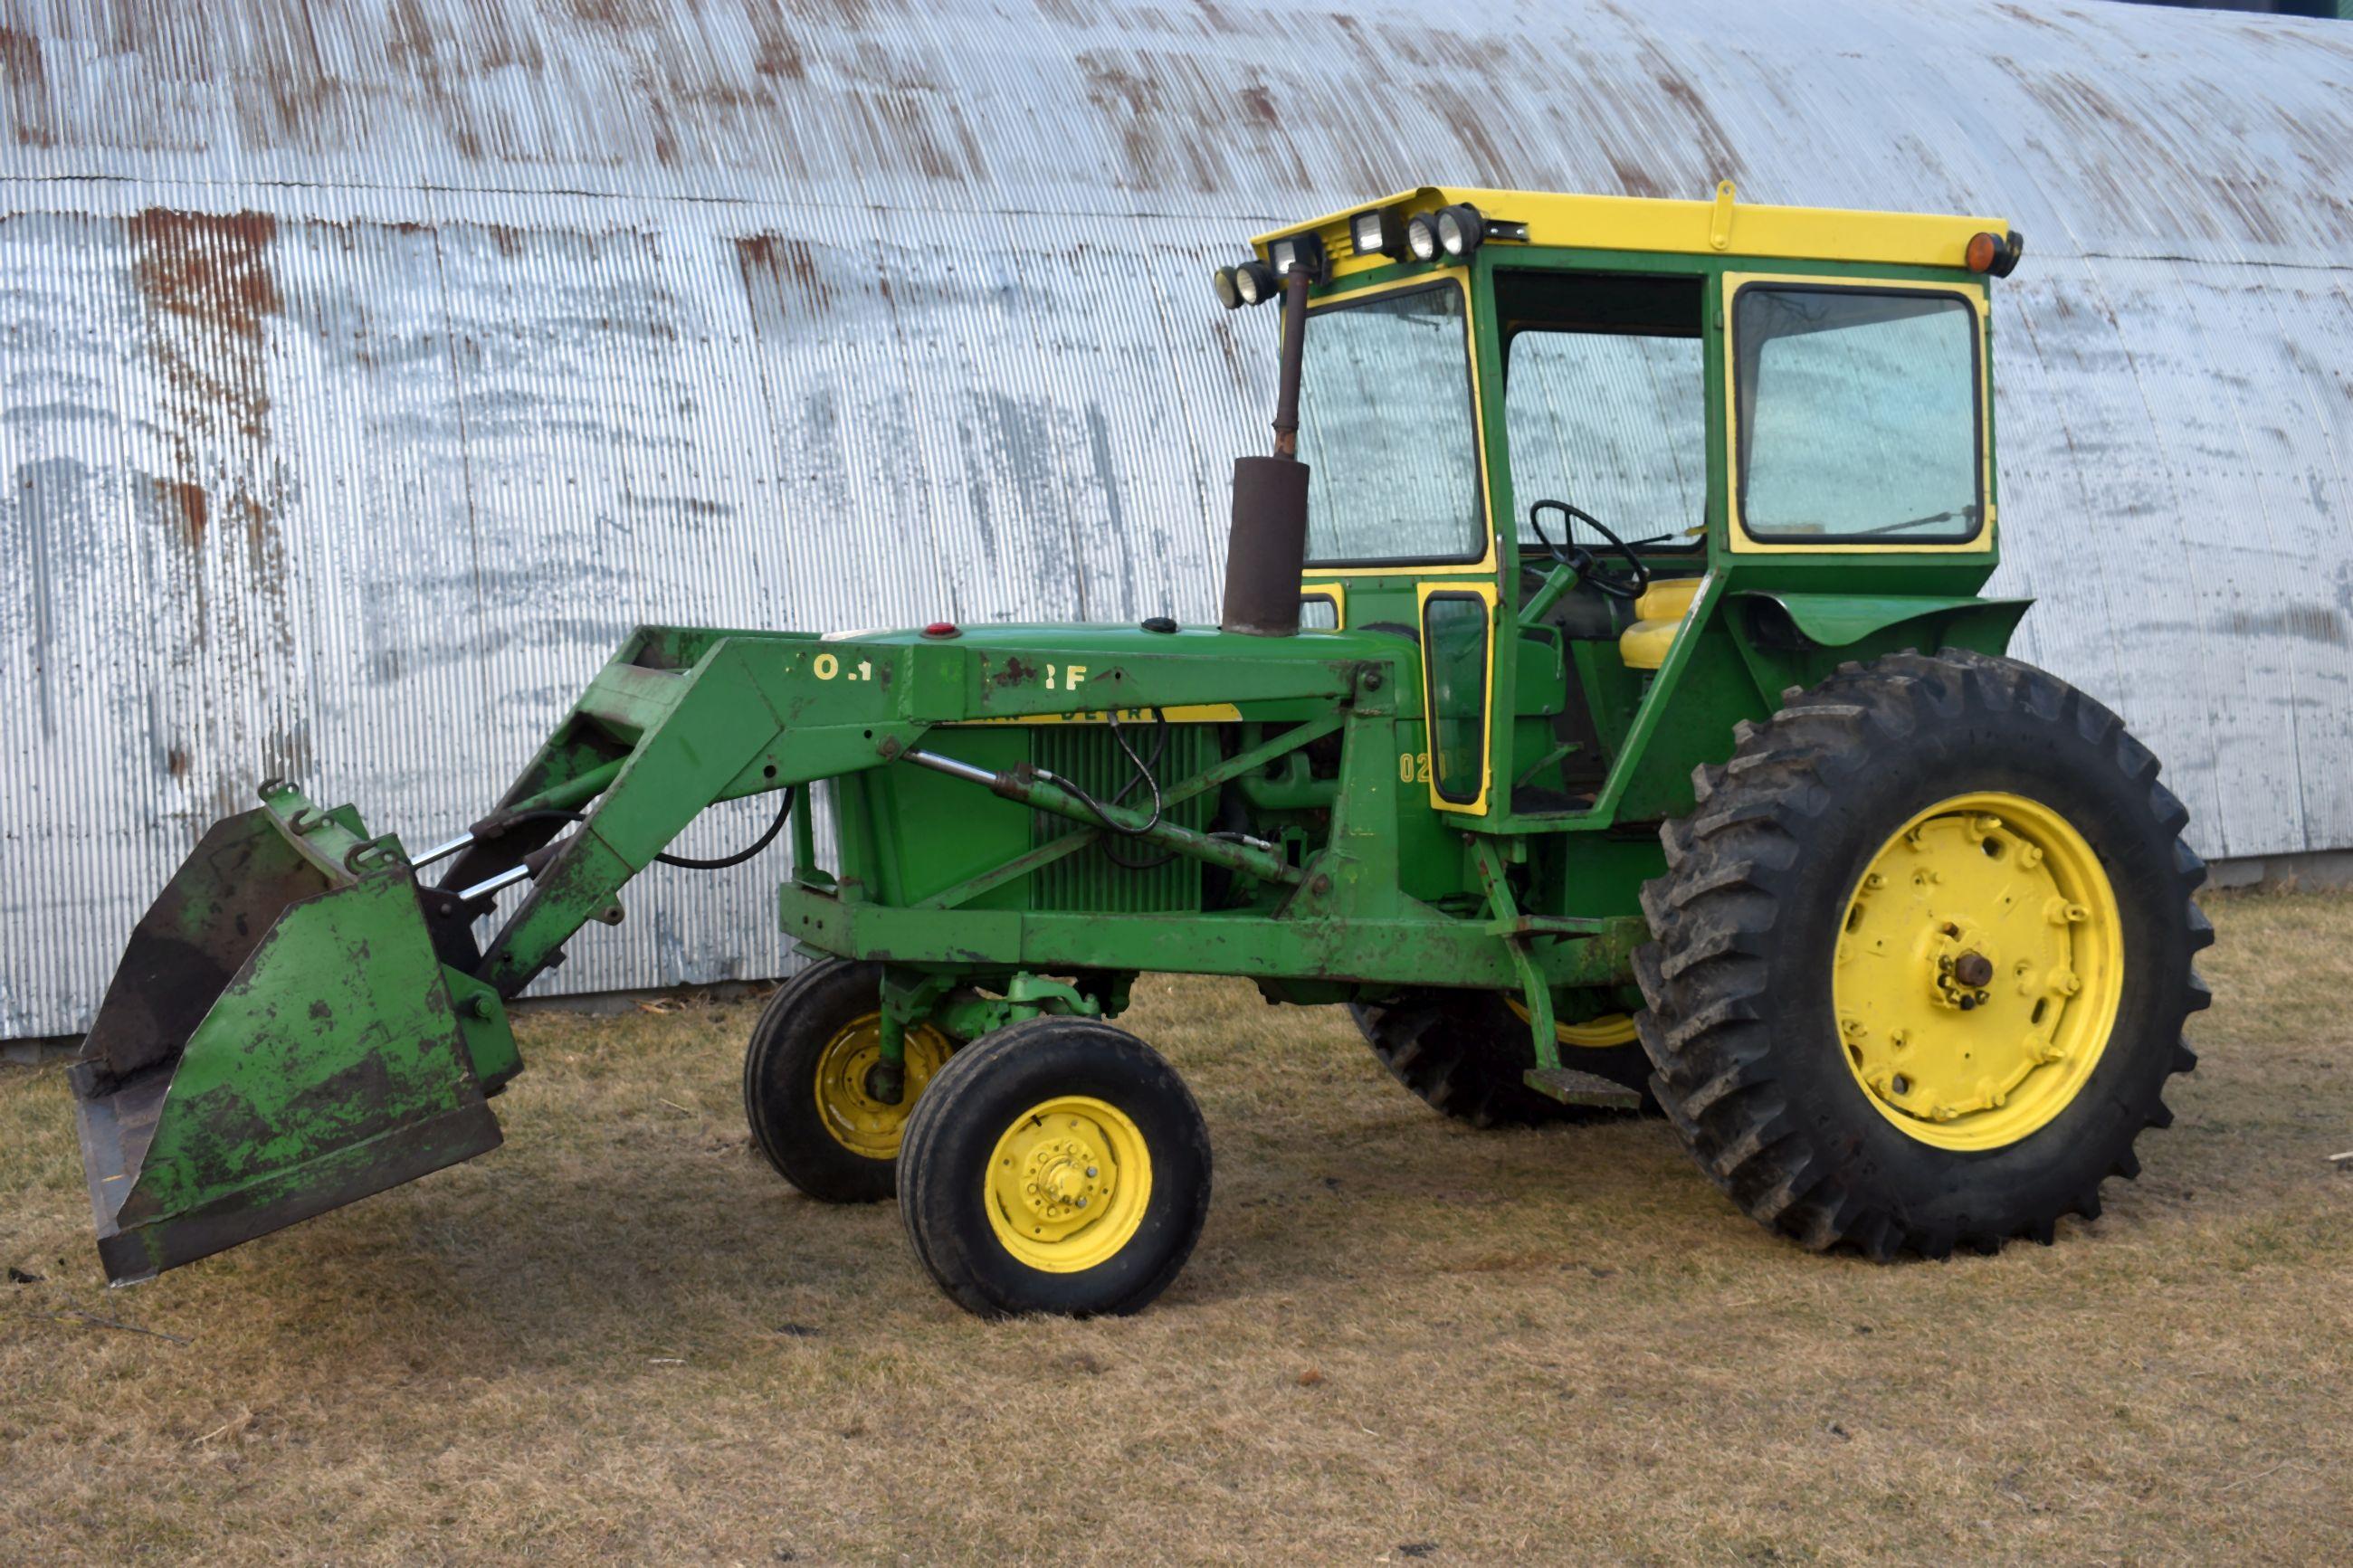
[1031,724,1213,914]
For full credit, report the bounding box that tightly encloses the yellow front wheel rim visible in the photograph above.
[1833,791,2124,1152]
[985,1096,1153,1273]
[1504,996,1640,1049]
[813,1014,952,1160]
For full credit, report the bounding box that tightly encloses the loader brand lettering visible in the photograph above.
[811,653,875,682]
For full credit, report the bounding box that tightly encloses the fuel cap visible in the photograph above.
[922,622,959,638]
[1140,616,1177,634]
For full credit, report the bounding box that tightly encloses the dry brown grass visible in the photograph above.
[4,890,2350,1565]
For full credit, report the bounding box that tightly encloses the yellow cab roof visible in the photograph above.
[1253,183,2011,279]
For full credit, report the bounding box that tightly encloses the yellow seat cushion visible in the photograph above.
[1617,576,1704,670]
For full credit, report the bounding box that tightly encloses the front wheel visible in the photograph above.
[1635,650,2212,1259]
[743,960,955,1203]
[897,1017,1211,1318]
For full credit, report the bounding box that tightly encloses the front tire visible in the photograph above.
[743,960,954,1203]
[1635,650,2212,1259]
[898,1017,1211,1318]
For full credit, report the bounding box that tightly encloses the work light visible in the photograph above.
[1267,233,1327,282]
[1405,213,1440,261]
[1232,259,1277,306]
[1350,207,1405,259]
[1434,203,1484,258]
[1212,266,1243,309]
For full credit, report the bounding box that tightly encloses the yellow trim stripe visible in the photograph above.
[941,704,1244,727]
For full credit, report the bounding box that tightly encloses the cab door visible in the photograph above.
[1416,580,1500,813]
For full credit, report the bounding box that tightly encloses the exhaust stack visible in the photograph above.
[1221,269,1312,636]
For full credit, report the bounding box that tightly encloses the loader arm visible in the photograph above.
[447,628,919,997]
[443,622,1372,998]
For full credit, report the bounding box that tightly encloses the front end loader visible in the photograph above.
[70,184,2210,1316]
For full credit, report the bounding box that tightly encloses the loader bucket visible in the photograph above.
[71,789,513,1285]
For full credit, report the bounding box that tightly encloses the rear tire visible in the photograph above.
[1349,991,1652,1126]
[1635,650,2211,1259]
[898,1017,1210,1318]
[743,960,954,1203]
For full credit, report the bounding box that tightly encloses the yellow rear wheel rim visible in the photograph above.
[1504,996,1640,1049]
[812,1014,951,1160]
[985,1095,1153,1274]
[1833,791,2124,1152]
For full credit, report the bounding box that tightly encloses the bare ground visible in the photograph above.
[3,889,2349,1565]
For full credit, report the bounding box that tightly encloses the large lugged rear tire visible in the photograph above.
[898,1017,1211,1318]
[1349,991,1651,1127]
[1635,650,2212,1259]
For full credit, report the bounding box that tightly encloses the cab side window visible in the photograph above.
[1732,287,1983,543]
[1506,330,1706,550]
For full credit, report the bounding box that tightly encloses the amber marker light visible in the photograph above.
[1967,229,2024,278]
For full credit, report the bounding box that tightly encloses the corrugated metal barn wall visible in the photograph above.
[2,0,2350,1037]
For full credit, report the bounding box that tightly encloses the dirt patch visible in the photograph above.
[2,890,2348,1563]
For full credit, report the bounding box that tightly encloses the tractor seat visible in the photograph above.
[1617,576,1703,670]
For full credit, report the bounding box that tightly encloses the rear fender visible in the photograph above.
[1727,592,2034,700]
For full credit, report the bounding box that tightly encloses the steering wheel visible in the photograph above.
[1527,499,1651,601]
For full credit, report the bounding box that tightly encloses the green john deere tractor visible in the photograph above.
[70,183,2210,1317]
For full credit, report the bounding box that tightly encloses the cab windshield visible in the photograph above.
[1296,283,1483,565]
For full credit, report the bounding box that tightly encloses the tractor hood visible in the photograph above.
[811,620,1405,726]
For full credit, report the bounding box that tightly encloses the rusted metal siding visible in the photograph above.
[2,0,2348,1036]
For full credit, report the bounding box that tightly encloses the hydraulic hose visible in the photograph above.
[483,787,796,871]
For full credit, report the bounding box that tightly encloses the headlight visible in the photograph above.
[1405,213,1440,261]
[1435,203,1484,258]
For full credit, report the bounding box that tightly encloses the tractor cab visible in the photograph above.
[1217,184,2024,826]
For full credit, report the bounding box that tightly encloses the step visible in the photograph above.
[1523,1067,1643,1109]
